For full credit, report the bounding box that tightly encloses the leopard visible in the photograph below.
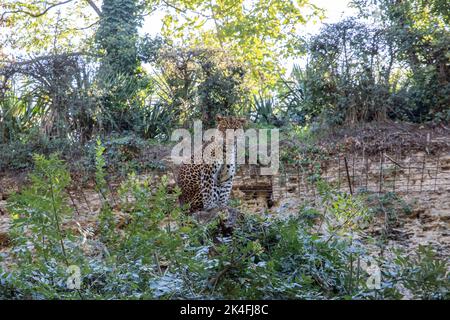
[177,115,247,213]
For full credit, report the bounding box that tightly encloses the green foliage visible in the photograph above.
[1,0,97,54]
[251,93,285,127]
[314,179,371,238]
[290,19,399,125]
[0,131,87,171]
[87,133,166,176]
[94,1,164,136]
[1,0,447,165]
[197,57,247,126]
[96,0,142,77]
[382,246,449,300]
[1,53,98,142]
[285,0,450,125]
[2,154,447,300]
[363,191,414,239]
[157,0,323,87]
[0,88,35,144]
[155,48,248,126]
[94,139,116,244]
[117,174,189,268]
[1,1,449,301]
[279,128,327,178]
[7,154,72,264]
[2,154,85,299]
[94,139,107,195]
[362,0,450,122]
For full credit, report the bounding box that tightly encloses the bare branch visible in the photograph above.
[0,52,98,71]
[159,0,211,19]
[1,0,74,22]
[85,0,102,17]
[68,19,101,31]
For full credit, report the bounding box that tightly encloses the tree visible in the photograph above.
[152,0,323,89]
[155,47,247,127]
[0,1,101,142]
[96,0,142,77]
[0,0,100,55]
[352,0,450,121]
[283,18,399,125]
[93,0,154,134]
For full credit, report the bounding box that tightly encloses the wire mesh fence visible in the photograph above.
[235,151,450,205]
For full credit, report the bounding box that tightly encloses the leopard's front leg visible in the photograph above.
[217,164,235,207]
[201,164,221,210]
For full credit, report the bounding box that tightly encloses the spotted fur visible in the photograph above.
[177,115,246,213]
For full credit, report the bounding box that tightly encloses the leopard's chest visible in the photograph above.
[202,141,237,179]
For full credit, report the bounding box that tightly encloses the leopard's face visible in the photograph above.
[216,115,247,132]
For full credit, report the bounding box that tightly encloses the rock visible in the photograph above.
[192,206,243,235]
[0,232,10,248]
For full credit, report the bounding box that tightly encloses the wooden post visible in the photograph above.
[434,154,440,192]
[420,155,426,192]
[344,156,353,195]
[379,152,384,194]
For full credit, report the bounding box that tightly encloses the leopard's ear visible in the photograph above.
[216,114,224,122]
[240,117,247,125]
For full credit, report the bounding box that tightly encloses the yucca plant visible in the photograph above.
[252,93,275,124]
[0,89,41,143]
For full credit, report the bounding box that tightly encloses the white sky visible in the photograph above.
[308,0,357,24]
[294,0,358,69]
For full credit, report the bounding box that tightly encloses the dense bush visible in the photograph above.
[280,0,449,125]
[155,48,248,127]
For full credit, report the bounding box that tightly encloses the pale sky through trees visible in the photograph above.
[141,0,357,37]
[140,0,357,73]
[1,0,356,74]
[307,0,357,25]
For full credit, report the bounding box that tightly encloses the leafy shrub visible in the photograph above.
[380,246,449,300]
[156,48,248,127]
[286,4,449,125]
[362,191,414,239]
[395,246,449,299]
[0,132,84,172]
[4,154,85,299]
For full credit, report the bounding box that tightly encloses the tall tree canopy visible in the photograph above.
[96,0,142,77]
[153,0,323,88]
[0,0,101,55]
[352,0,450,119]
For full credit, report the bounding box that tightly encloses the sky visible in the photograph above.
[308,0,357,25]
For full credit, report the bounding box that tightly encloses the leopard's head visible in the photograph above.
[216,115,247,132]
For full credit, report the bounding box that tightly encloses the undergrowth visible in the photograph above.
[0,153,448,300]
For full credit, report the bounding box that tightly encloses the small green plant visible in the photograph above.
[94,139,117,244]
[315,178,371,239]
[5,154,84,299]
[94,138,108,198]
[363,191,414,239]
[389,246,449,300]
[8,154,73,265]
